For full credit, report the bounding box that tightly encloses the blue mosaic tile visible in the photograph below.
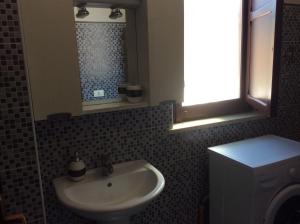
[0,166,44,224]
[0,0,44,223]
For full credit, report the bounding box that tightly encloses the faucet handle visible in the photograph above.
[100,153,114,176]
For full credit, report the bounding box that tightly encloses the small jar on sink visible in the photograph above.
[68,152,86,181]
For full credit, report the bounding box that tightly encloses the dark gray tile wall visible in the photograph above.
[76,22,127,102]
[0,0,44,223]
[278,4,300,140]
[1,2,300,224]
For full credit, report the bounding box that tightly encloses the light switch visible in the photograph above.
[94,90,105,97]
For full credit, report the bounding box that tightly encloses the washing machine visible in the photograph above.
[209,135,300,224]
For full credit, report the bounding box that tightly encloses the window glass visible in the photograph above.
[184,0,242,106]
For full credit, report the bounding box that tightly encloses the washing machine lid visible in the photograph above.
[208,135,300,168]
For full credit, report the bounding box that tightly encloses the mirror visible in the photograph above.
[73,5,135,105]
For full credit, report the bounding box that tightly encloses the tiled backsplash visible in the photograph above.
[0,1,300,224]
[76,22,127,102]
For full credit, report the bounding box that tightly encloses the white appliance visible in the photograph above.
[209,135,300,224]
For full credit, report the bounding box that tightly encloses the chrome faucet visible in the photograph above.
[100,154,114,177]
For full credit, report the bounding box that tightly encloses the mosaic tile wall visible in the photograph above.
[0,0,44,224]
[35,4,300,224]
[1,2,300,224]
[75,22,127,102]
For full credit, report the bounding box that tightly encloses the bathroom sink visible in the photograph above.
[53,160,165,223]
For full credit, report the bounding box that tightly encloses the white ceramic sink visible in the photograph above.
[53,160,165,224]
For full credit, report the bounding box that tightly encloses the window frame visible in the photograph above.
[175,0,283,123]
[245,0,283,117]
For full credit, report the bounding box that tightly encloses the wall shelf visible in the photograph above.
[82,101,148,114]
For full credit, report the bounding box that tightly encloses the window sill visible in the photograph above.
[170,112,266,133]
[285,0,300,5]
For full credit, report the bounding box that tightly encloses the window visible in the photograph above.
[175,0,282,122]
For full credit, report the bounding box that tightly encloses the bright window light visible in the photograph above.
[183,0,242,106]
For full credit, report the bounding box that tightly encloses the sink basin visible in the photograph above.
[53,160,165,224]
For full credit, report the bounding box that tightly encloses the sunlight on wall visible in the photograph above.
[183,0,242,106]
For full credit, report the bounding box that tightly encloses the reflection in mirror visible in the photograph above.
[74,6,128,104]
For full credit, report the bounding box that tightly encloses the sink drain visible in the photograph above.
[107,182,112,187]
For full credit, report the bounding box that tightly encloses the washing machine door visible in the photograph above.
[265,184,300,224]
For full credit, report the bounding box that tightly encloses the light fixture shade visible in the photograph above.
[109,8,123,19]
[76,3,89,18]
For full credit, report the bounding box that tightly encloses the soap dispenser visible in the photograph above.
[68,152,86,181]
